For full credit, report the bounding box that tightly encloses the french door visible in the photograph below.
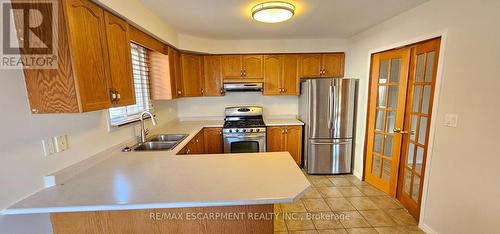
[365,38,441,219]
[365,48,410,196]
[398,38,441,218]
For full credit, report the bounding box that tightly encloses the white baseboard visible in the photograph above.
[420,223,438,234]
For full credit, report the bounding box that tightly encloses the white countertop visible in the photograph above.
[2,120,310,215]
[264,118,304,126]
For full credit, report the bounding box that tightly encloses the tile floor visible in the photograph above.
[274,173,425,234]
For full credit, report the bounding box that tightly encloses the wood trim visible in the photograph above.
[129,26,165,54]
[51,205,273,234]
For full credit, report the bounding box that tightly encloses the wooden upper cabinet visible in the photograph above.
[222,55,263,80]
[222,55,243,79]
[203,55,224,96]
[203,128,223,154]
[104,12,135,106]
[263,55,282,96]
[243,55,263,79]
[263,55,299,96]
[322,53,345,77]
[180,54,203,97]
[65,0,111,112]
[282,55,300,95]
[300,54,323,78]
[300,53,345,78]
[169,48,183,97]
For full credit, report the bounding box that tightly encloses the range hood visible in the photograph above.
[224,83,263,92]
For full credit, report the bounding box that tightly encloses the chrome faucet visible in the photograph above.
[140,111,157,143]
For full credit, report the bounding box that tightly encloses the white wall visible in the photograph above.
[0,0,179,232]
[346,0,500,233]
[178,34,349,54]
[176,93,299,119]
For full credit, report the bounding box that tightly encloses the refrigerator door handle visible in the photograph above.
[328,85,333,129]
[311,141,351,145]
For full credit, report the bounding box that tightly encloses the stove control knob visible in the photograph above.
[242,129,247,133]
[229,130,233,133]
[250,129,254,133]
[256,129,260,132]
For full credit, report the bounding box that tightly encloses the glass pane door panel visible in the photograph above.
[377,86,387,107]
[376,110,384,130]
[412,86,422,112]
[410,115,418,141]
[415,54,425,82]
[422,85,432,114]
[411,175,421,201]
[372,156,381,177]
[388,86,399,108]
[382,159,392,181]
[404,171,412,194]
[390,59,401,82]
[425,52,435,82]
[374,134,383,153]
[379,60,389,83]
[385,111,396,133]
[407,143,415,169]
[384,135,393,157]
[416,147,424,174]
[418,117,428,145]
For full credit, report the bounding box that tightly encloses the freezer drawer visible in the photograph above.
[307,139,353,174]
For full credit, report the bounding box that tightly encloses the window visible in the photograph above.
[109,43,153,126]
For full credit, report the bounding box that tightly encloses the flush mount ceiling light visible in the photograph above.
[251,1,295,23]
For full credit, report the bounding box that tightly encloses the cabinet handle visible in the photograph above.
[240,70,243,77]
[282,88,286,93]
[196,139,199,143]
[110,90,117,102]
[177,89,182,95]
[243,70,247,77]
[285,128,289,134]
[186,149,191,154]
[220,88,225,95]
[116,92,121,102]
[201,89,204,95]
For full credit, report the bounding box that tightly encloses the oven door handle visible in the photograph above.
[224,135,265,139]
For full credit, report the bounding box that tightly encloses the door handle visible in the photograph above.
[312,141,350,145]
[328,85,333,129]
[393,128,410,134]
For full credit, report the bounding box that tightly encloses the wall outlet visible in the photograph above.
[42,138,56,157]
[444,114,459,128]
[54,135,69,152]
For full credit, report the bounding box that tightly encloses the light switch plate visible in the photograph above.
[444,114,459,128]
[55,135,69,152]
[42,138,55,156]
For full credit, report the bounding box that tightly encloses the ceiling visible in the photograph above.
[138,0,428,40]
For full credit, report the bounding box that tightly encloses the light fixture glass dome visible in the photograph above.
[252,1,295,23]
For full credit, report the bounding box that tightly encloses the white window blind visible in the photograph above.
[109,43,153,126]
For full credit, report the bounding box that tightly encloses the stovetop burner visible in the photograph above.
[223,119,265,129]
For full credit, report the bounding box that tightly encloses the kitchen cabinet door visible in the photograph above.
[204,128,223,154]
[263,55,282,96]
[104,12,135,107]
[203,56,224,96]
[168,47,183,98]
[192,131,205,154]
[267,127,285,152]
[282,55,300,95]
[284,126,303,166]
[222,55,243,79]
[322,53,345,78]
[65,0,111,112]
[181,54,203,97]
[243,55,264,79]
[300,54,322,78]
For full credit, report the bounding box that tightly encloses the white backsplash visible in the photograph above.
[176,92,299,119]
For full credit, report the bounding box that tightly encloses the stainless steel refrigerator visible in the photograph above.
[299,78,358,174]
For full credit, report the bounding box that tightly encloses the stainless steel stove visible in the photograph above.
[223,106,266,153]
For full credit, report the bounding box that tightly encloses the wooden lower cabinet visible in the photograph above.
[51,205,273,234]
[203,128,224,154]
[178,128,223,155]
[267,126,303,166]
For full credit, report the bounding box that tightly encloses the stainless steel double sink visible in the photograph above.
[129,134,188,151]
